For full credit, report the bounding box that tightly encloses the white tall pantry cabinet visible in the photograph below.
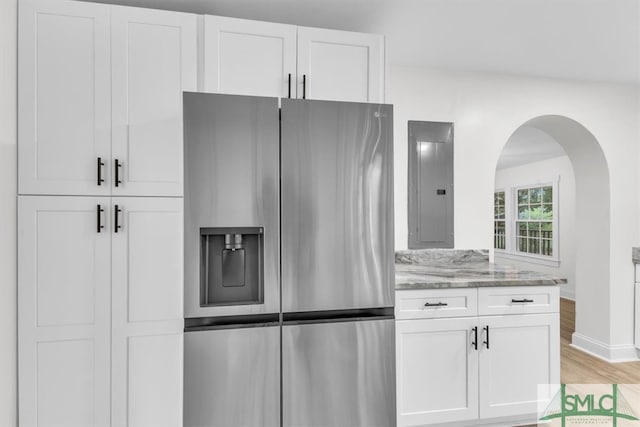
[18,0,195,425]
[18,0,386,424]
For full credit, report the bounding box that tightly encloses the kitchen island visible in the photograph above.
[395,249,563,427]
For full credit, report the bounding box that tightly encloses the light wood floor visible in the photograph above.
[519,299,640,426]
[560,297,640,384]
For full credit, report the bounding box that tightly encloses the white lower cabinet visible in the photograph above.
[396,317,479,426]
[396,286,560,427]
[18,196,183,427]
[479,313,559,420]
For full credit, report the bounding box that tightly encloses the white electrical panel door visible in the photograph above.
[18,196,111,427]
[18,0,111,196]
[297,27,384,103]
[111,6,197,197]
[203,15,297,98]
[111,197,184,426]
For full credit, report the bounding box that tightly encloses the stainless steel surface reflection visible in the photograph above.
[184,325,280,427]
[282,318,396,426]
[280,99,395,312]
[183,92,280,318]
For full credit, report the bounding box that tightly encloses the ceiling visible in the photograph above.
[496,126,567,170]
[90,0,640,84]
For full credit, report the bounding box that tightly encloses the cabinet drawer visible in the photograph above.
[395,288,478,320]
[478,286,559,315]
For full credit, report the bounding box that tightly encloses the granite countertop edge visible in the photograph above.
[395,277,567,291]
[394,249,567,291]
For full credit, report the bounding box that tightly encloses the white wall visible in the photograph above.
[388,66,639,359]
[494,155,576,300]
[0,0,17,425]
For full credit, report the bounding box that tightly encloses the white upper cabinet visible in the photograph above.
[111,6,197,197]
[203,15,297,98]
[18,0,111,196]
[19,0,197,197]
[202,17,385,102]
[297,27,385,103]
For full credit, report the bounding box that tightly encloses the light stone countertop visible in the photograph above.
[395,249,567,290]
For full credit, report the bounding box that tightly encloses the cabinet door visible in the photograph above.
[111,197,184,427]
[18,196,111,427]
[396,318,479,426]
[18,0,111,196]
[297,27,384,103]
[203,15,297,98]
[111,6,197,197]
[479,313,560,419]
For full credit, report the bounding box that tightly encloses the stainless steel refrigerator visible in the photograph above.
[183,92,395,427]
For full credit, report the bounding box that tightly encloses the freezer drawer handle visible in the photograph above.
[114,159,123,187]
[471,326,478,350]
[97,157,105,186]
[511,298,534,303]
[96,204,104,233]
[424,301,448,307]
[483,325,490,349]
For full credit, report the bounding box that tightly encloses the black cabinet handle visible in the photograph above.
[483,325,490,349]
[288,73,291,98]
[114,159,122,187]
[472,326,478,350]
[114,204,122,233]
[424,301,448,307]
[302,74,306,99]
[96,204,104,233]
[97,157,105,186]
[511,298,534,303]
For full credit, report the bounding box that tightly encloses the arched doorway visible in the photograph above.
[495,115,610,361]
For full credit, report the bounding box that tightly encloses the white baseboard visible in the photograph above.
[571,332,640,363]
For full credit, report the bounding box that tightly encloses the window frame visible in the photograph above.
[493,189,506,252]
[494,177,560,267]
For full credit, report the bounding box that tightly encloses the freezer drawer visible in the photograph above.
[184,325,280,427]
[282,318,396,427]
[280,99,394,312]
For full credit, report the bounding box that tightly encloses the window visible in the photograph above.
[493,179,558,265]
[516,186,553,256]
[494,191,505,250]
